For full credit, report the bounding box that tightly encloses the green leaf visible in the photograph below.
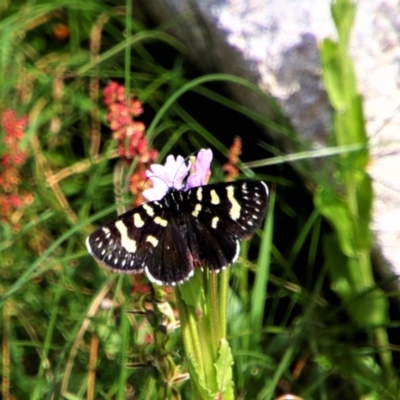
[314,187,354,257]
[355,174,373,248]
[214,338,234,400]
[179,269,204,307]
[187,353,213,400]
[331,0,356,46]
[321,39,346,110]
[323,234,387,326]
[96,320,122,357]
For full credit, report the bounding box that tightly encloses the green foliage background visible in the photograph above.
[0,1,398,399]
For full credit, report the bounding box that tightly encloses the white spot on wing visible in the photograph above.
[210,189,220,205]
[146,235,159,247]
[232,240,240,263]
[145,266,164,285]
[211,216,219,229]
[143,203,155,217]
[85,237,93,255]
[154,216,168,227]
[133,213,145,227]
[115,220,137,253]
[226,186,241,220]
[260,181,269,196]
[192,203,202,217]
[196,187,203,201]
[102,227,111,238]
[187,269,194,280]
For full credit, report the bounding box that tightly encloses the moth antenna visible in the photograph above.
[172,154,193,189]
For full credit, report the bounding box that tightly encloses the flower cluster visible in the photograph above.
[223,136,242,181]
[103,81,158,205]
[0,109,33,229]
[143,149,213,201]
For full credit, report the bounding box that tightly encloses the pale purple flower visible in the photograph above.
[142,149,213,201]
[143,154,191,201]
[186,149,213,189]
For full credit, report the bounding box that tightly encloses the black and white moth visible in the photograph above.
[86,180,268,285]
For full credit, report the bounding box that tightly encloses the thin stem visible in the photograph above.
[219,269,230,339]
[175,289,205,395]
[207,271,221,353]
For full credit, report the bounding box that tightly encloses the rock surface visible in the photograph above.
[136,0,400,278]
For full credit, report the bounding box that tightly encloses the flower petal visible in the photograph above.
[186,149,213,189]
[144,154,192,200]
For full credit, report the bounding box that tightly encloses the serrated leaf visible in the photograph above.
[187,353,213,400]
[214,338,234,400]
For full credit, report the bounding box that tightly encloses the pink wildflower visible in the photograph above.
[143,149,213,201]
[223,136,242,181]
[0,109,31,230]
[103,81,158,205]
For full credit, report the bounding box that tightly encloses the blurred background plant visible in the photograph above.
[0,1,399,399]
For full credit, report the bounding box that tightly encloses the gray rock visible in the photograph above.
[136,0,400,280]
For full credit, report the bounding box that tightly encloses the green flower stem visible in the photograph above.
[175,288,205,375]
[176,283,217,397]
[219,269,230,339]
[206,271,221,355]
[176,269,234,398]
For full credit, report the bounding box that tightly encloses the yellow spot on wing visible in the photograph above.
[154,216,168,227]
[210,189,220,204]
[133,213,145,227]
[192,203,202,217]
[196,187,203,201]
[143,204,155,217]
[115,220,137,253]
[226,186,241,220]
[146,235,159,247]
[211,216,219,229]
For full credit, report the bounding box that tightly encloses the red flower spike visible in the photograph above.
[223,136,242,181]
[102,81,158,220]
[0,109,31,228]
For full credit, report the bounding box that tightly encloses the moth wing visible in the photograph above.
[86,201,168,274]
[183,180,269,271]
[144,218,194,285]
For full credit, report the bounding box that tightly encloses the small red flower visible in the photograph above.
[223,136,242,181]
[103,82,158,205]
[0,109,31,229]
[53,23,70,40]
[132,275,152,295]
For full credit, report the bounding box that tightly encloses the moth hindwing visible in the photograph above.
[86,180,269,286]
